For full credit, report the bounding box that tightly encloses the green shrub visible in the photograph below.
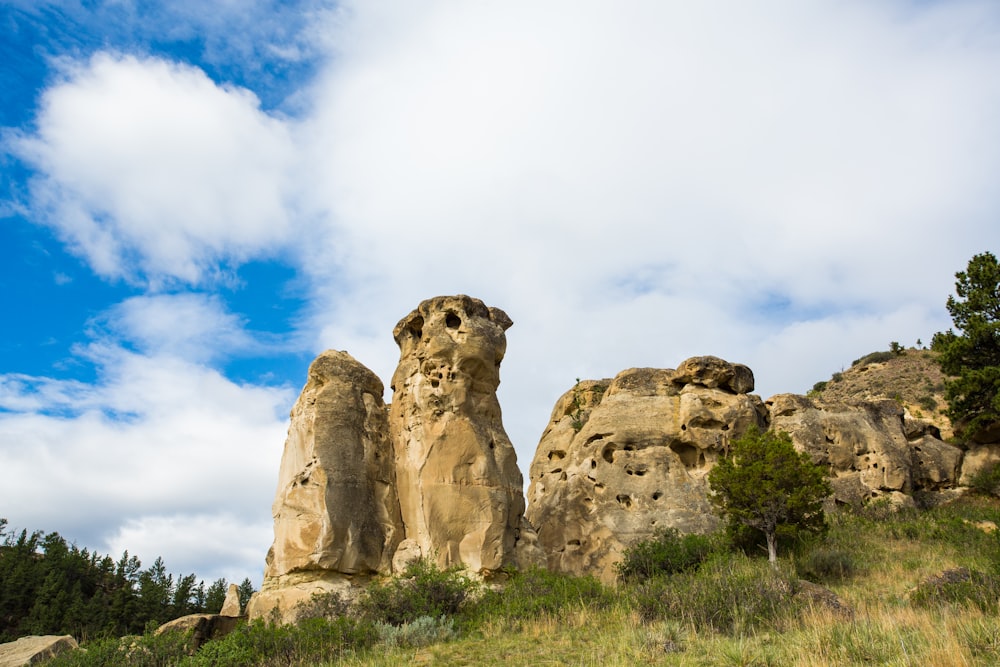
[811,380,828,394]
[631,555,798,634]
[970,463,1000,497]
[186,617,378,666]
[852,351,895,367]
[796,547,855,583]
[910,567,1000,613]
[292,589,349,622]
[470,567,613,626]
[356,558,476,626]
[45,631,191,667]
[918,394,938,411]
[616,528,717,582]
[374,615,457,648]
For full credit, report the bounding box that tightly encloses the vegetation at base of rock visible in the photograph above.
[355,559,475,626]
[631,554,798,633]
[469,567,614,629]
[970,462,1000,497]
[33,496,1000,666]
[615,528,719,582]
[933,251,1000,440]
[708,426,832,564]
[0,519,254,643]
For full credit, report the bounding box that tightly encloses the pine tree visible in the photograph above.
[708,426,831,564]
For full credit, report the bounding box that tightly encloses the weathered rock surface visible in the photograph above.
[0,635,77,667]
[249,350,402,622]
[155,614,243,652]
[526,358,768,583]
[220,583,242,616]
[389,295,532,573]
[767,394,963,506]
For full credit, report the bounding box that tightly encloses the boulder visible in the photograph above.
[767,394,963,505]
[155,614,243,652]
[0,635,78,667]
[389,295,529,573]
[220,583,241,616]
[525,358,768,583]
[960,444,1000,486]
[249,350,402,621]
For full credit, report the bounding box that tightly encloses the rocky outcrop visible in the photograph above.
[0,636,78,667]
[251,296,537,622]
[220,583,242,617]
[389,295,534,573]
[249,350,402,622]
[525,357,768,583]
[155,614,244,652]
[767,394,963,506]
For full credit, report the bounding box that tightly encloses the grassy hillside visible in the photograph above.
[47,495,1000,666]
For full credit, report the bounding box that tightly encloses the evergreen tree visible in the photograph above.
[237,577,256,611]
[708,426,831,564]
[204,578,228,614]
[933,251,1000,440]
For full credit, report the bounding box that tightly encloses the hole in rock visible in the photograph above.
[591,460,597,469]
[300,476,310,486]
[567,539,581,547]
[560,472,568,481]
[681,424,687,431]
[548,450,566,461]
[616,494,633,508]
[670,442,701,469]
[652,491,663,500]
[722,424,730,431]
[594,482,605,490]
[601,445,616,464]
[624,443,635,452]
[431,379,440,388]
[446,312,462,328]
[550,468,563,475]
[407,316,424,340]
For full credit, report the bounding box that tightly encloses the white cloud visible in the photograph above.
[12,53,298,285]
[0,346,292,584]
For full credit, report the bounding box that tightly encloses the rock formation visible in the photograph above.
[525,357,768,583]
[251,296,536,621]
[389,295,532,573]
[248,350,402,621]
[220,583,242,617]
[0,635,78,667]
[767,394,963,506]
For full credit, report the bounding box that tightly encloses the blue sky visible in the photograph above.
[2,0,1000,588]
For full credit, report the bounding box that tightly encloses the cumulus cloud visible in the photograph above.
[12,53,298,286]
[290,0,1000,455]
[0,346,292,583]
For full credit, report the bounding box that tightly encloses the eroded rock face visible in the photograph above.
[389,295,528,573]
[249,351,402,622]
[526,358,768,583]
[767,394,963,506]
[0,636,78,667]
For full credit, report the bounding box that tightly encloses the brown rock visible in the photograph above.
[0,636,78,667]
[249,350,403,621]
[389,295,526,574]
[155,614,243,653]
[960,444,1000,486]
[526,359,768,583]
[220,583,241,616]
[767,394,962,505]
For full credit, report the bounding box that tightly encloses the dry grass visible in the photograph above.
[334,498,1000,667]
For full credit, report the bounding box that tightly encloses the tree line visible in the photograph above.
[0,518,255,642]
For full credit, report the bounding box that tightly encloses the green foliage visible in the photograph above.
[374,615,458,648]
[852,350,895,367]
[708,426,832,564]
[970,463,1000,497]
[910,567,1000,613]
[187,617,378,667]
[795,546,855,583]
[293,590,350,623]
[831,371,844,382]
[470,567,613,627]
[810,380,828,394]
[890,341,905,355]
[45,630,192,667]
[356,558,476,626]
[615,528,718,582]
[934,251,1000,439]
[631,554,798,634]
[0,519,249,642]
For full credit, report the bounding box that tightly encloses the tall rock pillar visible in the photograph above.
[389,295,527,573]
[248,351,402,621]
